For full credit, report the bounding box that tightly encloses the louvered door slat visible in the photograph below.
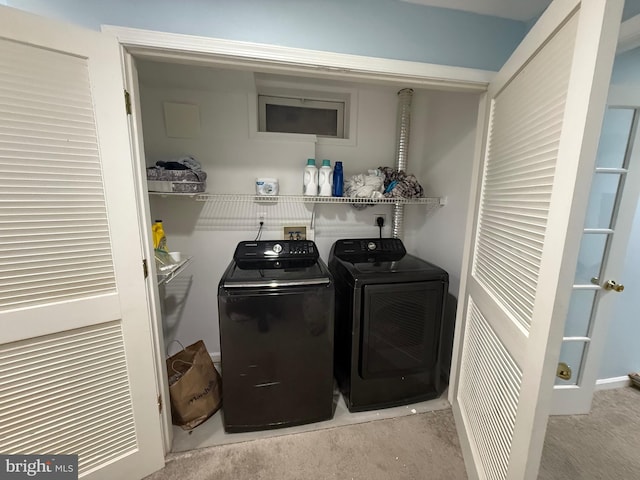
[491,110,564,152]
[0,268,115,288]
[2,353,126,408]
[0,217,107,227]
[0,322,138,475]
[0,111,96,131]
[0,119,96,137]
[0,174,104,185]
[0,237,110,251]
[0,249,110,262]
[2,385,129,435]
[0,82,92,104]
[2,225,109,237]
[0,95,94,116]
[476,240,540,281]
[476,227,542,265]
[0,246,110,260]
[485,162,556,181]
[459,300,522,480]
[0,281,117,305]
[11,412,134,456]
[0,214,107,225]
[0,128,101,146]
[0,55,91,89]
[5,350,124,392]
[0,141,99,157]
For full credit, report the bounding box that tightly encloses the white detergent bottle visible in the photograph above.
[303,158,318,196]
[318,159,333,196]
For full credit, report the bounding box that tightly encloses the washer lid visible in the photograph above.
[222,260,331,288]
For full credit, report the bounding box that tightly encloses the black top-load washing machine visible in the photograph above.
[218,240,335,433]
[329,238,449,412]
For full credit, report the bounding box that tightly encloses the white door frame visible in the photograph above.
[552,84,640,414]
[120,52,174,452]
[102,25,494,92]
[103,24,495,447]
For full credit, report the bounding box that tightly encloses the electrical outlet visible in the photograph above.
[283,226,307,240]
[373,214,387,227]
[257,212,267,222]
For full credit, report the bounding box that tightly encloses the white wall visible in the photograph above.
[6,0,527,71]
[405,92,480,298]
[138,60,479,356]
[404,91,480,378]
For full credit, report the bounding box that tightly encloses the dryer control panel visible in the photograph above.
[332,238,406,263]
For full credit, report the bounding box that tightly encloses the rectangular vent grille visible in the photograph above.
[473,14,578,331]
[360,282,445,379]
[0,321,138,475]
[0,37,115,312]
[459,299,522,480]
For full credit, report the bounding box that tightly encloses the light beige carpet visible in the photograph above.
[146,409,467,480]
[539,386,640,479]
[146,386,640,480]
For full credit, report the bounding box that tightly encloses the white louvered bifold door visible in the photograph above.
[0,7,164,480]
[449,1,623,479]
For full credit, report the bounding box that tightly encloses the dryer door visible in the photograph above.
[360,281,446,379]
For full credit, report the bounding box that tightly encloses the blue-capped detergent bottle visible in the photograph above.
[303,158,318,196]
[318,159,333,197]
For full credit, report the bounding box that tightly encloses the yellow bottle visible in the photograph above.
[152,220,169,252]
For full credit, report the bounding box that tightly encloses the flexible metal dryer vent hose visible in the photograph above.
[392,88,413,239]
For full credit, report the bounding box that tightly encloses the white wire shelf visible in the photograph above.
[149,191,202,198]
[190,193,446,206]
[157,254,193,286]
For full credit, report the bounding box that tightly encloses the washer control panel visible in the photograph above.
[234,240,318,268]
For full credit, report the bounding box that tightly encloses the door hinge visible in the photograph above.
[143,258,149,279]
[124,90,132,115]
[158,394,163,413]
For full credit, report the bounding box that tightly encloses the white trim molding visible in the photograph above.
[101,25,494,92]
[618,14,640,53]
[595,376,632,390]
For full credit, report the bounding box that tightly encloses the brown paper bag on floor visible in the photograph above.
[166,340,222,430]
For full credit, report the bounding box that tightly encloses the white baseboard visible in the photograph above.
[595,375,631,390]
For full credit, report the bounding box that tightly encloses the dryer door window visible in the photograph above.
[359,281,445,379]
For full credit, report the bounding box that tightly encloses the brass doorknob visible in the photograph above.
[604,280,624,292]
[557,362,572,380]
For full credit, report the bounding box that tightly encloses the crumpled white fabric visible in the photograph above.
[344,172,384,200]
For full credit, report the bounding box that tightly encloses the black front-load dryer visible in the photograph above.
[329,238,449,412]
